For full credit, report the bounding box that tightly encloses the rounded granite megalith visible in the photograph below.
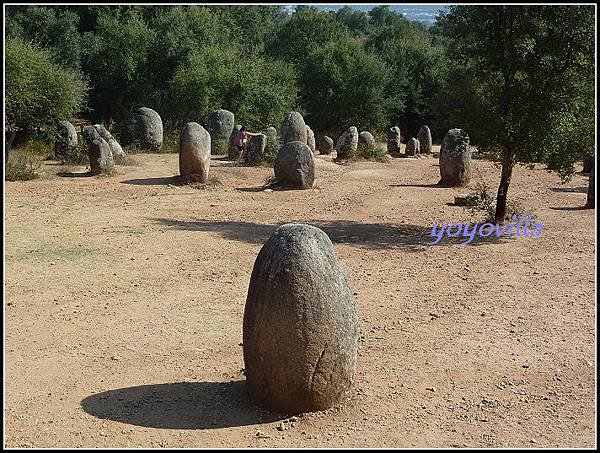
[306,125,316,154]
[335,127,358,160]
[208,109,235,155]
[317,136,334,155]
[54,121,78,158]
[243,223,358,413]
[274,141,315,189]
[179,122,211,182]
[358,131,375,148]
[405,137,420,157]
[83,126,114,175]
[281,112,307,144]
[245,133,268,166]
[387,126,402,157]
[417,125,432,154]
[439,128,472,186]
[132,107,163,151]
[93,124,128,164]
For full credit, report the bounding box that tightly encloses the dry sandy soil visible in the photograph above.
[4,148,596,448]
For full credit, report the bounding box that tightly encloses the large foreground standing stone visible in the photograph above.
[83,126,114,175]
[317,135,334,155]
[93,124,128,164]
[132,107,163,151]
[387,126,402,157]
[281,112,307,144]
[405,137,420,157]
[208,109,235,154]
[179,122,211,182]
[335,127,358,159]
[439,128,471,186]
[245,133,268,166]
[274,141,315,189]
[306,125,316,154]
[54,121,78,158]
[243,223,358,413]
[417,125,432,154]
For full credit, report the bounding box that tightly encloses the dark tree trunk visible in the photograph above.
[494,147,515,223]
[585,162,595,209]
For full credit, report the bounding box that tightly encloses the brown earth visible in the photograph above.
[4,148,596,448]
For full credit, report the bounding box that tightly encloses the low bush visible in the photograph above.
[5,147,43,181]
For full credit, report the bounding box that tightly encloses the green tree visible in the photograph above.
[438,5,595,221]
[299,37,392,134]
[5,38,88,144]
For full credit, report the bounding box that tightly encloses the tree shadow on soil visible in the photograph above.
[121,176,184,186]
[550,206,591,211]
[150,218,509,250]
[549,186,587,193]
[389,181,456,188]
[81,380,287,430]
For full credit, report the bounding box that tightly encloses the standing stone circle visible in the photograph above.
[54,121,78,158]
[387,126,402,157]
[132,107,163,151]
[83,126,114,175]
[281,112,307,144]
[317,135,334,155]
[417,125,432,155]
[274,141,315,189]
[439,128,472,186]
[335,127,358,160]
[208,109,235,155]
[93,124,128,164]
[245,133,268,166]
[243,223,358,413]
[405,137,420,157]
[306,125,316,154]
[179,122,211,183]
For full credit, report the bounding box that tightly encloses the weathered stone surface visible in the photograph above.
[274,141,315,189]
[208,109,235,154]
[132,107,163,151]
[281,112,307,144]
[387,126,402,157]
[54,121,78,158]
[586,162,595,208]
[228,124,243,159]
[439,128,472,186]
[243,223,358,413]
[93,124,128,164]
[179,122,211,182]
[317,136,334,155]
[83,126,114,175]
[358,131,375,148]
[417,125,432,154]
[306,125,316,154]
[405,137,420,157]
[335,127,358,159]
[245,133,268,166]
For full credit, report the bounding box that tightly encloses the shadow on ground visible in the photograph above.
[81,380,287,430]
[150,218,509,250]
[550,206,591,211]
[121,176,183,186]
[57,171,93,178]
[389,181,455,188]
[549,186,588,193]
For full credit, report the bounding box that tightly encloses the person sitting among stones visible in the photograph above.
[233,126,260,161]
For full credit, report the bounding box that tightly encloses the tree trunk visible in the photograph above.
[585,162,595,209]
[494,147,515,223]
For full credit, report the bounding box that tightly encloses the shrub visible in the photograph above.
[60,137,88,165]
[5,147,43,181]
[5,38,88,141]
[347,143,390,163]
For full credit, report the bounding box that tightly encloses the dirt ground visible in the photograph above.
[4,148,596,448]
